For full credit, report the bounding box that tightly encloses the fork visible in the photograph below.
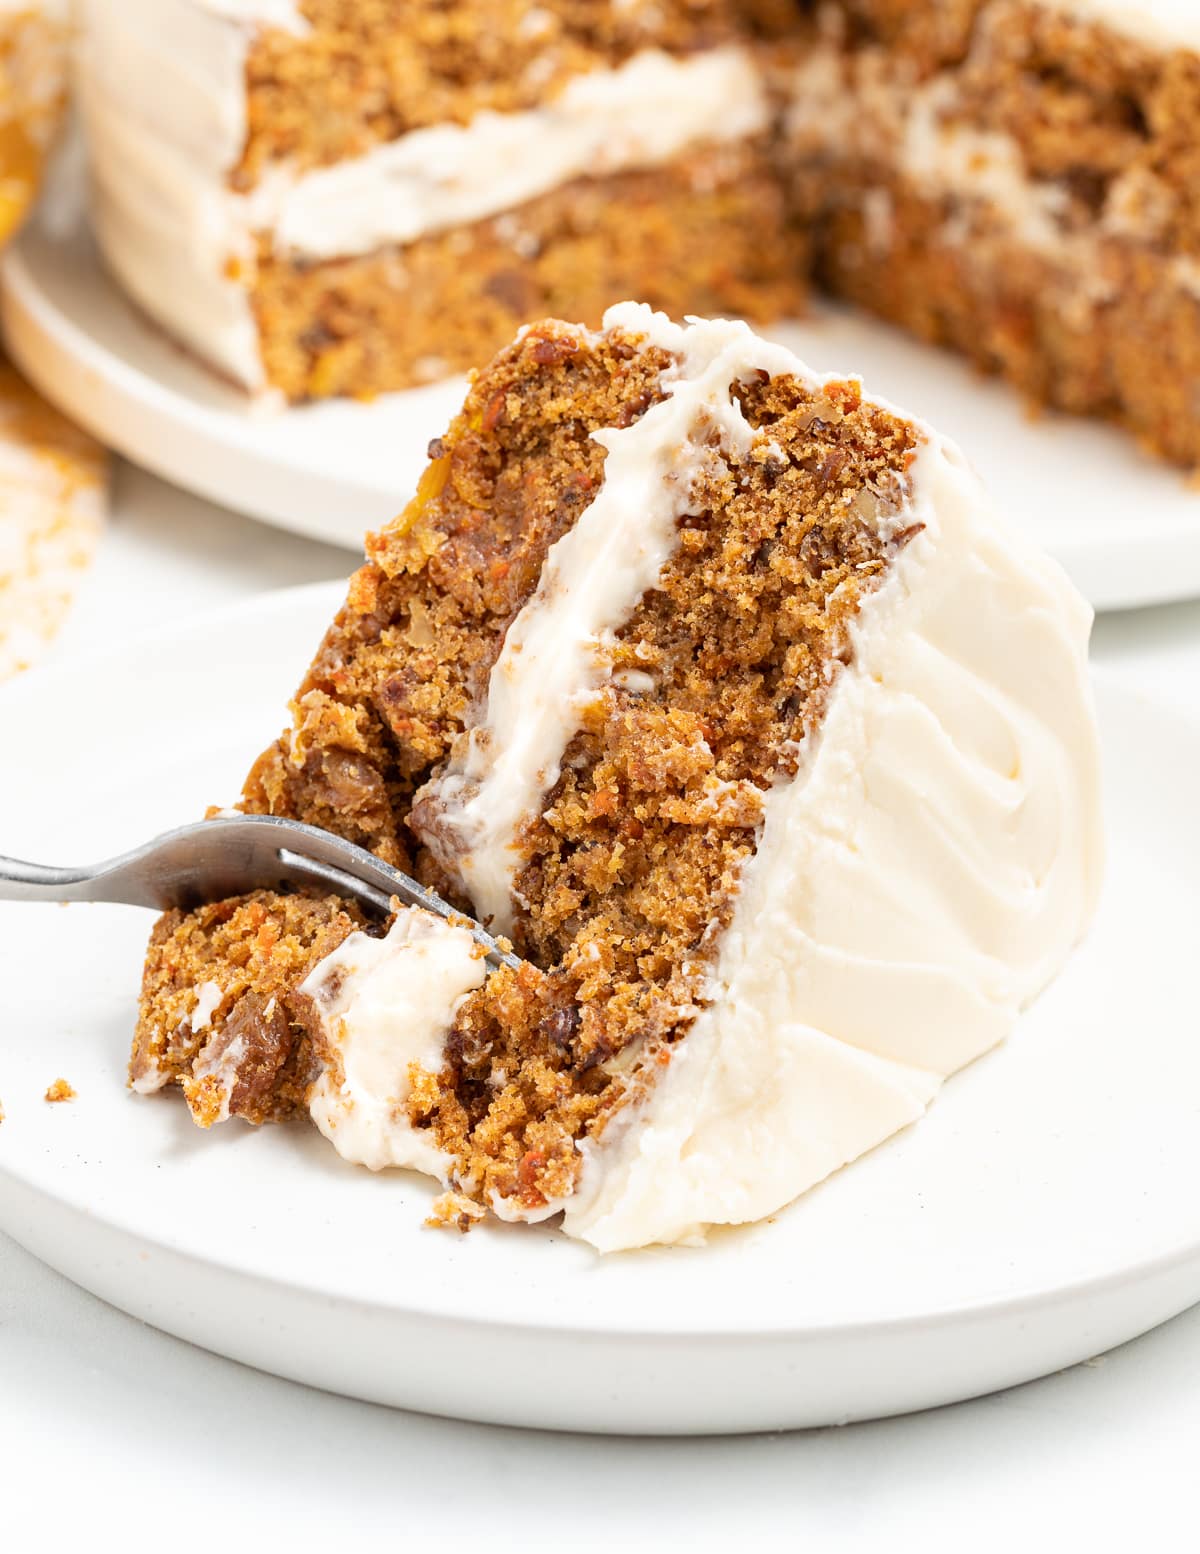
[0,812,520,970]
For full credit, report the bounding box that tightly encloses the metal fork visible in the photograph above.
[0,812,520,970]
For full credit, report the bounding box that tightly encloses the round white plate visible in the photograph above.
[0,585,1197,1436]
[5,213,1200,609]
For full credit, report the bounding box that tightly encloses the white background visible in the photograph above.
[3,463,1200,1548]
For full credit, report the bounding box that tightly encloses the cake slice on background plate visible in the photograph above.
[132,304,1103,1252]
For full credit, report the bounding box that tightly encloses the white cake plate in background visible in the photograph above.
[3,212,1200,603]
[1,583,1198,1435]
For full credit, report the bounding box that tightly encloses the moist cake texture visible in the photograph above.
[77,1,801,399]
[76,0,1200,466]
[133,304,1103,1250]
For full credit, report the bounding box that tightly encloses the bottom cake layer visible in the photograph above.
[249,141,806,401]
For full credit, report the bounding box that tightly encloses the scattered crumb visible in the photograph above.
[426,1191,487,1235]
[0,1098,5,1124]
[44,1078,76,1104]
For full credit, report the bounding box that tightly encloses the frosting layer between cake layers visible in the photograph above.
[298,306,1104,1251]
[75,0,768,391]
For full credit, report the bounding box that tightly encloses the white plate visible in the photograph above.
[0,585,1197,1437]
[5,212,1200,609]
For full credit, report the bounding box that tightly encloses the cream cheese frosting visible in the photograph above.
[299,309,1102,1252]
[74,1,768,392]
[301,909,486,1176]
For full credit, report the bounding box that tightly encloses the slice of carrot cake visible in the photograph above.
[132,304,1103,1251]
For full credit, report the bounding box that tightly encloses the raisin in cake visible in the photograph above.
[132,304,1103,1251]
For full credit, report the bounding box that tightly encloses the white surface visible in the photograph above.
[0,580,1188,1434]
[6,209,1200,609]
[1,465,1200,1538]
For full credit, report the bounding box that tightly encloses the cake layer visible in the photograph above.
[132,891,367,1123]
[413,309,811,934]
[250,145,801,398]
[560,388,1102,1249]
[805,171,1200,468]
[240,0,788,184]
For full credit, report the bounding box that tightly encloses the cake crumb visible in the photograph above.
[44,1078,76,1104]
[426,1191,487,1235]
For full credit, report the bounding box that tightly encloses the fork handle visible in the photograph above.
[0,855,108,903]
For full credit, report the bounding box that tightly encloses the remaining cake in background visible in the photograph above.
[73,0,1200,468]
[786,0,1200,470]
[131,303,1103,1251]
[0,0,67,245]
[74,0,801,401]
[0,358,107,681]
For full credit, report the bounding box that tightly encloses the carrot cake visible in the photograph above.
[73,0,800,402]
[131,304,1103,1251]
[73,1,1200,467]
[0,0,67,246]
[0,358,107,681]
